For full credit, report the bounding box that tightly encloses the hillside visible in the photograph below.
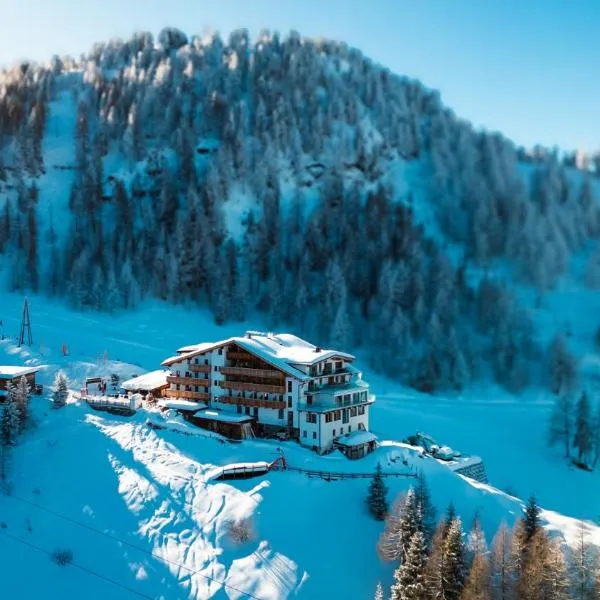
[0,293,596,600]
[1,27,599,396]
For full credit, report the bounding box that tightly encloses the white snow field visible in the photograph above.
[0,291,597,599]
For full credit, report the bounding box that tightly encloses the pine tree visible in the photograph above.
[441,518,467,600]
[415,470,436,546]
[523,496,541,543]
[374,582,384,600]
[391,531,427,600]
[367,463,388,521]
[548,393,574,459]
[9,377,31,433]
[573,391,593,467]
[1,397,20,446]
[52,371,69,407]
[547,333,577,396]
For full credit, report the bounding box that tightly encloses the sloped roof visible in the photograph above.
[0,366,41,379]
[161,332,354,380]
[122,370,170,391]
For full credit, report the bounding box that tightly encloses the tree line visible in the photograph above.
[368,469,597,599]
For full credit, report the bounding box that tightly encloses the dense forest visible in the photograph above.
[0,27,599,392]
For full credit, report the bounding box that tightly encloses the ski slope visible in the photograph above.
[0,291,597,599]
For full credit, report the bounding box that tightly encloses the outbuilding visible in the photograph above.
[0,366,43,399]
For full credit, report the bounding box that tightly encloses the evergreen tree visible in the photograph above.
[568,521,596,600]
[9,377,31,433]
[415,471,436,546]
[1,398,20,446]
[573,391,593,467]
[367,463,388,521]
[547,334,577,396]
[378,488,419,562]
[523,496,541,543]
[441,518,467,600]
[391,531,427,600]
[52,371,69,407]
[548,394,574,459]
[374,582,384,600]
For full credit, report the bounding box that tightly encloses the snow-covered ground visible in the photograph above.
[0,291,597,599]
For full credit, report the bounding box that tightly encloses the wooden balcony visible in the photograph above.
[221,366,283,379]
[165,389,209,401]
[226,351,255,360]
[219,380,285,394]
[167,375,209,387]
[218,397,285,410]
[189,363,211,373]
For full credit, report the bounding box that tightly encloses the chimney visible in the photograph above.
[314,346,322,353]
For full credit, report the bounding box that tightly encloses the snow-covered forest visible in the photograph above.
[1,27,599,392]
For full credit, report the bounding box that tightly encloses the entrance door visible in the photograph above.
[287,411,294,428]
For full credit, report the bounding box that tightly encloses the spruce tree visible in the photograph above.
[1,398,20,446]
[548,393,574,459]
[52,371,69,407]
[441,518,467,600]
[573,391,592,467]
[415,470,436,545]
[391,531,427,600]
[374,582,384,600]
[367,463,388,521]
[377,488,419,562]
[523,495,541,543]
[13,376,31,433]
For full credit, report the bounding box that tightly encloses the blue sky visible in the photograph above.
[2,0,599,152]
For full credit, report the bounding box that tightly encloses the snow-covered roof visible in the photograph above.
[158,399,204,411]
[335,430,377,447]
[122,370,170,391]
[193,409,254,423]
[163,332,354,381]
[0,366,41,379]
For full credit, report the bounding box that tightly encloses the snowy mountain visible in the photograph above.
[1,27,599,396]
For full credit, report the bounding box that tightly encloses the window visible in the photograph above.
[348,425,352,432]
[303,430,307,438]
[204,359,209,365]
[358,406,365,415]
[205,387,209,394]
[335,410,341,421]
[287,381,292,393]
[325,412,333,423]
[195,386,199,393]
[237,405,242,414]
[351,407,357,417]
[335,361,342,371]
[245,406,250,415]
[287,396,292,408]
[195,358,199,364]
[214,366,217,372]
[254,407,259,417]
[218,348,223,355]
[176,384,180,390]
[340,427,343,434]
[278,408,284,419]
[333,429,336,436]
[312,432,317,440]
[307,394,313,405]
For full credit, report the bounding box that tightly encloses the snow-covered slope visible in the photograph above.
[0,292,597,599]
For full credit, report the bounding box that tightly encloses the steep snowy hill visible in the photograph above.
[1,27,600,396]
[0,293,596,600]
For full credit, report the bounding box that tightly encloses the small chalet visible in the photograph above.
[121,370,170,399]
[0,366,42,399]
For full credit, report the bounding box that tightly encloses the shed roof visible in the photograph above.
[0,366,41,379]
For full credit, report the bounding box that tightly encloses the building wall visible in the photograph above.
[299,406,370,452]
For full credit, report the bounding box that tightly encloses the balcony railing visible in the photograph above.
[221,366,283,379]
[167,375,209,387]
[297,394,375,413]
[165,389,209,401]
[227,351,255,360]
[219,380,285,394]
[189,363,211,373]
[218,397,285,410]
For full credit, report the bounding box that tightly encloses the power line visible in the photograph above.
[5,492,266,600]
[0,528,154,600]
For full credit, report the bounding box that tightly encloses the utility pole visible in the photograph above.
[18,298,32,347]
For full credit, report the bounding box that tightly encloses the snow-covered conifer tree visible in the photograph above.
[52,371,69,407]
[573,391,593,467]
[367,463,388,521]
[390,531,427,600]
[548,394,574,459]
